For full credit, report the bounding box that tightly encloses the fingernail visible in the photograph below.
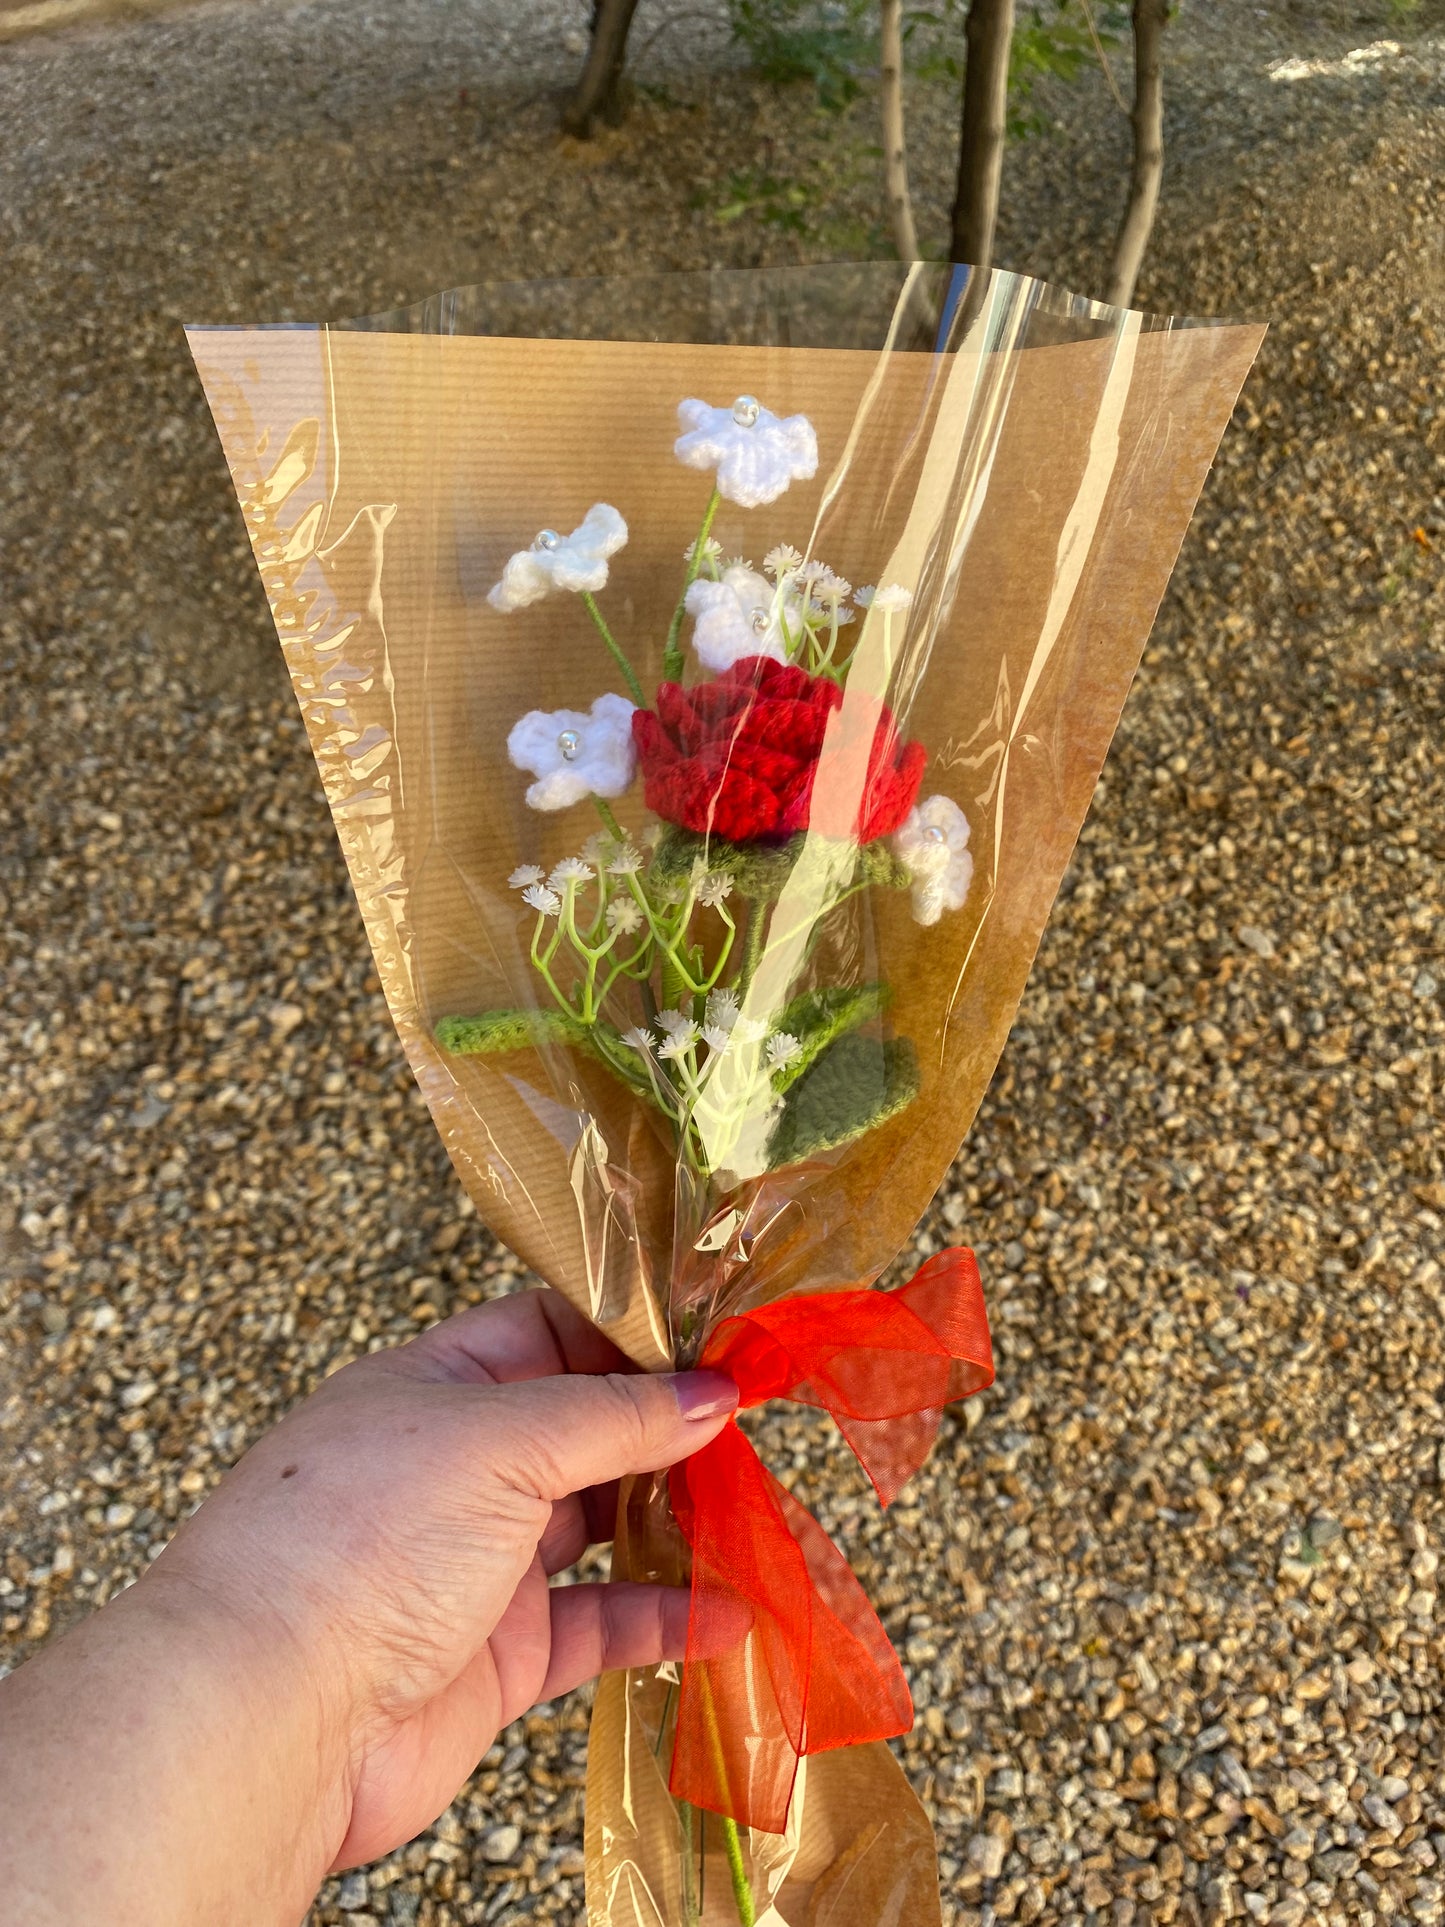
[667,1370,739,1422]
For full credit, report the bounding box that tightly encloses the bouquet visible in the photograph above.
[189,263,1263,1925]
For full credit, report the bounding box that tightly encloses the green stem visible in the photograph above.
[529,913,573,1018]
[766,875,871,952]
[721,1816,756,1927]
[699,904,737,991]
[737,900,767,999]
[581,591,647,706]
[679,1801,701,1927]
[592,796,626,844]
[664,487,722,680]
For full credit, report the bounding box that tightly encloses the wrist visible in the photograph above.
[0,1551,349,1927]
[136,1545,358,1865]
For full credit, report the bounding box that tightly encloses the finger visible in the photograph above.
[489,1553,555,1725]
[540,1582,690,1703]
[538,1480,621,1577]
[540,1494,589,1576]
[391,1288,633,1387]
[488,1369,739,1504]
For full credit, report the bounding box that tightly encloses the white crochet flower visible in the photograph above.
[674,397,819,509]
[507,693,637,812]
[488,504,628,611]
[893,794,974,927]
[685,564,787,674]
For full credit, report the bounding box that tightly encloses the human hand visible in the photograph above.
[149,1288,735,1875]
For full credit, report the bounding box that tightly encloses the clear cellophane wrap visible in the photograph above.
[190,264,1262,1926]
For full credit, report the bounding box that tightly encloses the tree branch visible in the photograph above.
[949,0,1015,271]
[562,0,641,139]
[880,0,919,262]
[1106,0,1167,309]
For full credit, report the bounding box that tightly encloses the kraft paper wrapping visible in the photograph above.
[189,279,1263,1924]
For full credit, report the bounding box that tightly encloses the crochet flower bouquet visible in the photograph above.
[189,264,1262,1927]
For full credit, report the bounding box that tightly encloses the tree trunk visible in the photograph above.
[880,0,919,261]
[1106,0,1167,309]
[562,0,641,139]
[948,0,1015,271]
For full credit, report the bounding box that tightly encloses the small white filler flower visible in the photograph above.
[605,898,645,936]
[521,883,562,917]
[674,396,818,509]
[685,564,788,674]
[893,794,974,927]
[507,693,637,811]
[488,504,628,611]
[765,1032,802,1070]
[854,583,913,612]
[657,1023,702,1061]
[763,543,803,580]
[705,988,741,1031]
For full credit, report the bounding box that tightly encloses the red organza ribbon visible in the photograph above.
[667,1247,993,1832]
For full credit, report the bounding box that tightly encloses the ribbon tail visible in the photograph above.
[669,1424,912,1834]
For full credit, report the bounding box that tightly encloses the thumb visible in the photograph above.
[486,1369,739,1503]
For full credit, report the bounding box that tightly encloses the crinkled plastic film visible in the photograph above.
[188,263,1263,1926]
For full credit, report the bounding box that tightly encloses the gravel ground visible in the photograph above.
[4,2,1445,1923]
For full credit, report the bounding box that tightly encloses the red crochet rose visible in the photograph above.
[631,656,927,845]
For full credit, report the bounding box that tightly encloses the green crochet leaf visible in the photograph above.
[434,1009,665,1110]
[651,826,807,902]
[652,826,913,903]
[857,840,913,891]
[435,1007,600,1058]
[769,982,892,1093]
[766,1032,920,1168]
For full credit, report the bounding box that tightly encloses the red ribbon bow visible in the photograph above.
[667,1248,993,1833]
